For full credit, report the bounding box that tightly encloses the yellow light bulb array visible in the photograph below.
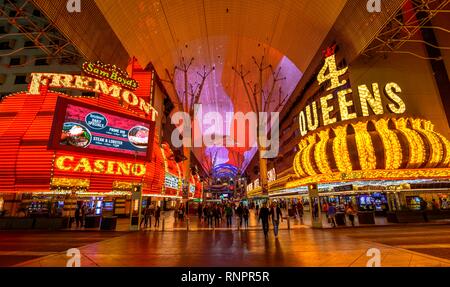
[332,125,352,173]
[314,130,332,174]
[300,135,317,176]
[374,119,402,169]
[353,122,377,170]
[411,119,443,168]
[394,118,426,168]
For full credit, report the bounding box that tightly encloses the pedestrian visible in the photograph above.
[442,199,448,210]
[207,205,214,228]
[327,203,337,228]
[255,204,260,216]
[225,204,233,228]
[323,201,329,214]
[74,204,81,228]
[178,203,184,222]
[139,207,148,228]
[346,203,356,227]
[81,203,87,227]
[313,201,319,219]
[270,203,283,238]
[243,206,249,228]
[420,198,429,222]
[297,201,304,221]
[432,199,440,211]
[214,205,221,227]
[259,203,270,239]
[197,204,203,222]
[236,203,244,228]
[154,206,161,228]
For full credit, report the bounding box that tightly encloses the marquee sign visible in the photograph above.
[28,73,157,120]
[298,45,406,137]
[55,155,147,177]
[82,61,139,91]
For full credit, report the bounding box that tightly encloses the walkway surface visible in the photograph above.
[3,222,449,267]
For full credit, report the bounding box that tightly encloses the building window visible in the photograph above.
[32,10,42,17]
[0,41,13,50]
[9,57,21,66]
[35,58,49,66]
[24,41,34,47]
[0,74,6,85]
[14,75,27,85]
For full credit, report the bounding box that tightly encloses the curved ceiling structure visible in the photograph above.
[94,0,348,174]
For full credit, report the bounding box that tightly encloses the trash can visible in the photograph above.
[84,215,101,228]
[100,216,118,231]
[357,212,375,224]
[335,212,346,226]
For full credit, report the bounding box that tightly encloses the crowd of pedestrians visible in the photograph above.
[140,204,161,228]
[195,202,251,229]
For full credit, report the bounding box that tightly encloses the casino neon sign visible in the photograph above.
[28,73,157,120]
[55,155,147,177]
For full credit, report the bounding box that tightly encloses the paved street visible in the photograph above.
[0,223,448,267]
[0,231,126,267]
[328,224,450,261]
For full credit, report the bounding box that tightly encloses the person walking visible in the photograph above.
[313,200,319,219]
[297,201,304,222]
[420,198,429,222]
[243,206,249,229]
[207,205,214,228]
[270,203,283,238]
[197,204,203,222]
[255,203,260,216]
[74,204,81,228]
[81,203,87,228]
[236,203,244,228]
[327,203,337,228]
[140,206,149,229]
[154,206,161,228]
[259,203,270,239]
[346,203,356,227]
[214,205,221,227]
[178,203,185,222]
[225,204,233,228]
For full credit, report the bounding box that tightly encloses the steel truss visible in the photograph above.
[362,0,450,60]
[0,0,84,64]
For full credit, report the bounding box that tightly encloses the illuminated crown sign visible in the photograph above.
[323,44,337,58]
[82,61,140,91]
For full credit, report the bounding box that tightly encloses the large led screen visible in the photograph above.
[50,98,154,160]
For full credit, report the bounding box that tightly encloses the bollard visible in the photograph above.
[287,216,291,230]
[186,217,189,231]
[162,218,165,231]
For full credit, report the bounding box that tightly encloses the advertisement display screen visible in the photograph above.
[50,98,154,159]
[165,173,180,190]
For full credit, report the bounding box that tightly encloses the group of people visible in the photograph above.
[74,203,88,228]
[323,202,357,227]
[197,203,250,229]
[140,204,162,229]
[258,203,283,238]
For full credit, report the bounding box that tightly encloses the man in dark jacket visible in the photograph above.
[270,203,283,237]
[259,203,270,238]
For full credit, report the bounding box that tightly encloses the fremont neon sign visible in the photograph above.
[55,155,146,177]
[28,73,157,120]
